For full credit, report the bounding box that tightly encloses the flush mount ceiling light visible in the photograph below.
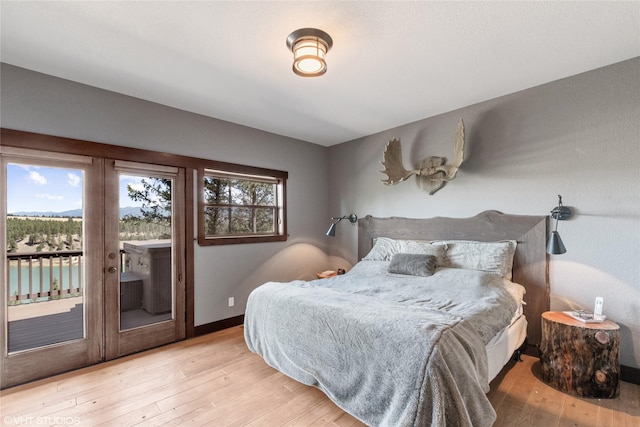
[286,28,333,77]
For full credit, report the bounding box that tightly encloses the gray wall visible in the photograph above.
[2,59,639,369]
[0,63,343,327]
[327,58,640,369]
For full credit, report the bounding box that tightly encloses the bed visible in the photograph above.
[244,211,549,426]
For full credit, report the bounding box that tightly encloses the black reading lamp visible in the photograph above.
[547,195,572,254]
[326,214,358,237]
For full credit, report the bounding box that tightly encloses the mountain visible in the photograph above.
[118,206,144,218]
[9,206,143,219]
[10,209,82,217]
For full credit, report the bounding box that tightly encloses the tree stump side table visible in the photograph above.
[540,311,620,398]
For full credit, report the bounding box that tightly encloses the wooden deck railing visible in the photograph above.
[7,251,84,303]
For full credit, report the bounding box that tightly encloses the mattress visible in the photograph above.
[486,314,527,382]
[486,278,528,381]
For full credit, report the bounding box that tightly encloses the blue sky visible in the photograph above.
[6,163,143,214]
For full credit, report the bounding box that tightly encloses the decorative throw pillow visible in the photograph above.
[431,240,517,279]
[388,253,437,276]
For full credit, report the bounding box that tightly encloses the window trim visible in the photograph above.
[197,164,287,246]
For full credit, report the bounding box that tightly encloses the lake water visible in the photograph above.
[8,264,81,297]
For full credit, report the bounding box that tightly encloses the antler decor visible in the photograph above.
[380,119,465,195]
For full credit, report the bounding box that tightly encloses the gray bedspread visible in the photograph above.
[244,261,517,426]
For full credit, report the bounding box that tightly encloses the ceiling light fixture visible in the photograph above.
[286,28,333,77]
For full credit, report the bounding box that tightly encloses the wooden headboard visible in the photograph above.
[358,210,549,347]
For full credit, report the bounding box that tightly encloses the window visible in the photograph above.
[198,165,287,245]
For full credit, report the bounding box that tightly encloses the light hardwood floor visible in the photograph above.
[1,325,638,426]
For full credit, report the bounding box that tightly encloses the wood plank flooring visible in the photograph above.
[1,325,638,426]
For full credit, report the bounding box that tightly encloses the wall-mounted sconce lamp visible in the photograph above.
[547,195,572,255]
[286,28,333,77]
[326,214,358,237]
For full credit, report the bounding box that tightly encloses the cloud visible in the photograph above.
[35,194,63,200]
[67,172,81,187]
[28,171,47,185]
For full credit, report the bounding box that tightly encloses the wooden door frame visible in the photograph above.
[0,148,104,388]
[1,128,196,339]
[104,160,186,359]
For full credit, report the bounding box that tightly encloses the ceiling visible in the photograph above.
[1,1,639,147]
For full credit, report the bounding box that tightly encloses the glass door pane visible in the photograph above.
[104,160,184,360]
[118,174,173,330]
[6,163,85,352]
[2,148,102,389]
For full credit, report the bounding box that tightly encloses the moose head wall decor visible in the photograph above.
[380,119,465,195]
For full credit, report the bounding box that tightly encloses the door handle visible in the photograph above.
[108,266,118,273]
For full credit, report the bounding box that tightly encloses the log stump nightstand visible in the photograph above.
[540,311,620,398]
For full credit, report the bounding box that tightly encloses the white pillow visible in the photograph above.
[362,237,402,261]
[363,237,447,265]
[503,279,526,304]
[431,240,517,279]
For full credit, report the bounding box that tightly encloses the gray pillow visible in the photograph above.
[388,253,437,277]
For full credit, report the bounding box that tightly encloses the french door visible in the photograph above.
[104,160,185,359]
[1,148,185,388]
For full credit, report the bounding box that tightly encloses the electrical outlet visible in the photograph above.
[594,297,603,316]
[228,297,235,307]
